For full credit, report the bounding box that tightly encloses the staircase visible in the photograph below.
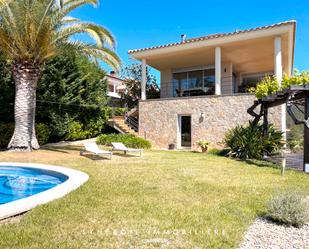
[108,115,138,136]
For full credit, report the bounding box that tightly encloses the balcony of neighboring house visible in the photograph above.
[106,71,126,99]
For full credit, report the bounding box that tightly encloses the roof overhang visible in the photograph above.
[129,21,296,75]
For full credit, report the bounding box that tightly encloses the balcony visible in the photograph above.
[160,75,237,98]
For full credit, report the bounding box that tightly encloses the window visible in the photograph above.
[172,68,215,97]
[203,69,215,95]
[188,70,203,89]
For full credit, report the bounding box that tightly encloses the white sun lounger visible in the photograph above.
[80,142,112,160]
[111,142,142,157]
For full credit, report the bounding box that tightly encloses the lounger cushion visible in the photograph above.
[111,142,142,152]
[84,143,112,154]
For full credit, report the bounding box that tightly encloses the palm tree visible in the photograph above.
[0,0,121,151]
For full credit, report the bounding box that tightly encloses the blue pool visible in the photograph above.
[0,166,68,205]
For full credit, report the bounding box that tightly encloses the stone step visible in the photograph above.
[108,116,138,136]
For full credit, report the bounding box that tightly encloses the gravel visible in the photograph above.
[239,218,309,249]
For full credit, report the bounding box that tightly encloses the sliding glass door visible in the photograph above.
[173,68,215,96]
[173,72,187,97]
[188,70,203,89]
[203,69,215,95]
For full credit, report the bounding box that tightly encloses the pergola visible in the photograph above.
[247,85,309,173]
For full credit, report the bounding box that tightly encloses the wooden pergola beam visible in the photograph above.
[247,84,309,172]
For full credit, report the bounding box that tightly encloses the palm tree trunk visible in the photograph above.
[8,62,40,151]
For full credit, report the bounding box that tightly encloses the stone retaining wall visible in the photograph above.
[138,94,282,150]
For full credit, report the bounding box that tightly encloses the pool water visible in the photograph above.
[0,166,68,205]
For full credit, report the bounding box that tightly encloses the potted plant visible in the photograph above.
[197,140,209,153]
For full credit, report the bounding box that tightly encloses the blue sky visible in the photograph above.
[73,0,309,80]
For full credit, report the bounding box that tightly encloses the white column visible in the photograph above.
[215,47,221,95]
[141,59,147,100]
[113,83,116,93]
[275,37,283,83]
[274,36,286,140]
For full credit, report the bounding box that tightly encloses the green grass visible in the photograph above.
[0,147,308,249]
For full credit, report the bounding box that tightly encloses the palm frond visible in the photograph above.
[62,0,98,15]
[56,22,115,48]
[0,0,120,69]
[60,41,121,70]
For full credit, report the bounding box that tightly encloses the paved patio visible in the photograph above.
[268,153,304,171]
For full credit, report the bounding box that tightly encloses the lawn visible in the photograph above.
[0,147,308,249]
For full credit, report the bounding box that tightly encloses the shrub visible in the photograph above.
[64,121,88,141]
[251,70,309,99]
[0,123,50,148]
[0,123,14,148]
[208,148,229,156]
[225,121,283,160]
[250,75,280,99]
[266,191,309,227]
[108,107,127,117]
[287,124,303,152]
[97,134,151,149]
[36,123,50,145]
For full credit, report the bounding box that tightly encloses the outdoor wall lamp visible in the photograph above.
[200,112,205,119]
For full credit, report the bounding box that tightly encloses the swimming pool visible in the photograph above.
[0,163,88,220]
[0,166,69,205]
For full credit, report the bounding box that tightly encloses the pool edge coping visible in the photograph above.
[0,162,89,220]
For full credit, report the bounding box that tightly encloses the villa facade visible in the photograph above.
[106,71,126,99]
[128,21,296,150]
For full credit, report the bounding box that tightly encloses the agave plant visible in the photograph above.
[0,0,120,151]
[225,121,284,160]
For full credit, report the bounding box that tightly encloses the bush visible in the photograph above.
[97,134,151,149]
[64,121,87,141]
[266,191,309,227]
[108,107,127,117]
[0,123,14,148]
[287,124,303,152]
[225,121,283,160]
[251,70,309,99]
[250,75,280,99]
[36,123,50,145]
[64,118,107,141]
[0,123,50,148]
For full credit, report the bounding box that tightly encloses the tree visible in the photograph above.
[0,54,14,123]
[37,52,109,141]
[0,52,110,144]
[0,0,120,151]
[121,63,160,108]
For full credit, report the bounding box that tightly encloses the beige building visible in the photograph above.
[128,21,296,150]
[106,71,126,99]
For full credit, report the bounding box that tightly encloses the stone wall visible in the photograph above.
[138,94,282,150]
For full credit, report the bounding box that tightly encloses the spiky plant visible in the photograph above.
[0,0,120,151]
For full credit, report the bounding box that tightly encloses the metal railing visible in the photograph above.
[125,115,139,132]
[160,78,236,98]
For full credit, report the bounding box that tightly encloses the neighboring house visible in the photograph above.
[128,21,296,150]
[106,71,126,99]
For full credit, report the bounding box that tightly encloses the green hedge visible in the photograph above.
[0,123,14,148]
[97,134,151,149]
[0,123,50,148]
[36,123,50,145]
